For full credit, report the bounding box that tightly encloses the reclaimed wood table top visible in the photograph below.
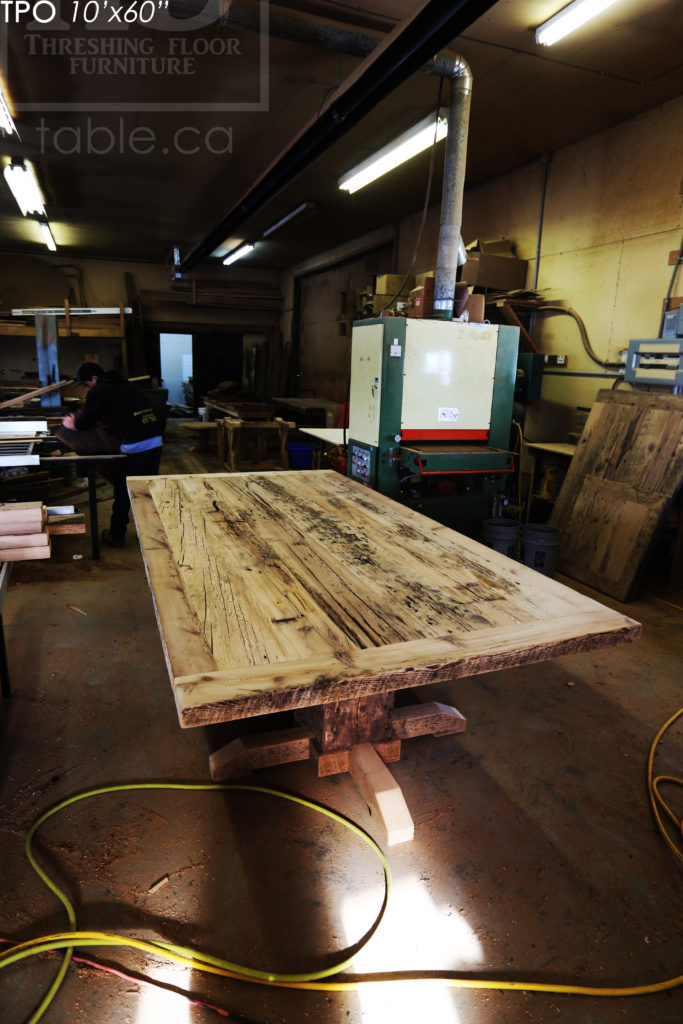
[128,471,640,730]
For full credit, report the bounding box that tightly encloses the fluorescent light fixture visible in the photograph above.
[0,80,17,135]
[39,221,57,252]
[262,202,316,238]
[4,161,45,215]
[339,109,448,194]
[536,0,623,46]
[222,242,254,266]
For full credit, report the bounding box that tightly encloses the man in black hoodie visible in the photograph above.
[58,362,163,547]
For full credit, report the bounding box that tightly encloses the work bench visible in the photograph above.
[216,417,296,472]
[129,470,640,844]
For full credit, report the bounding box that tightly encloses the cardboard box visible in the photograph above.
[463,293,485,322]
[464,239,528,292]
[375,273,414,296]
[462,253,527,291]
[372,293,409,314]
[406,285,434,318]
[468,239,516,256]
[415,270,435,288]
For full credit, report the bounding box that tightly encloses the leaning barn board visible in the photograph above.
[128,471,639,729]
[549,390,683,601]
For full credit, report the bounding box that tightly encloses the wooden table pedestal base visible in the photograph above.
[208,696,466,846]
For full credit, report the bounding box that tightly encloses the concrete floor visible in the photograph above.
[1,424,681,1024]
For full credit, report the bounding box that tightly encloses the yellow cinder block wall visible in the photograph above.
[458,95,683,441]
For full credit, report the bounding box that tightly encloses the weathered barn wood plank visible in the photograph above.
[549,391,683,599]
[555,476,668,601]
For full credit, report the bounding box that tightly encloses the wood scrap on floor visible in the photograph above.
[549,390,683,601]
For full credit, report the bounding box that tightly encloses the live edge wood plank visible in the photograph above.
[129,472,641,730]
[173,610,638,726]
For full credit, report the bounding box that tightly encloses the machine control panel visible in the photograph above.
[350,444,373,483]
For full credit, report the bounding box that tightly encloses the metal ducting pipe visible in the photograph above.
[233,3,473,320]
[433,74,471,319]
[180,0,488,277]
[250,2,474,320]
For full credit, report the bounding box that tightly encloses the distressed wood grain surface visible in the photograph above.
[129,471,640,727]
[549,390,683,600]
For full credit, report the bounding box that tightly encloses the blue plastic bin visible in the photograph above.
[286,443,315,470]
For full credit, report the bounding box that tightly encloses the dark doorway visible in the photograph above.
[192,331,243,409]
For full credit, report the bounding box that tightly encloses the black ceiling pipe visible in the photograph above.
[179,0,498,273]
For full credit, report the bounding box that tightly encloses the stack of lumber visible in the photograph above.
[0,501,51,561]
[549,390,683,601]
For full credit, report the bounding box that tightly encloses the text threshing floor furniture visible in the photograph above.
[129,470,640,844]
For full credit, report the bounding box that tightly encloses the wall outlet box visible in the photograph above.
[544,354,568,366]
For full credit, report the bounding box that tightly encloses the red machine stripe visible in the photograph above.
[401,429,489,441]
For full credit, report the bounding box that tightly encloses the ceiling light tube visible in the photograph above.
[262,202,316,238]
[222,242,254,266]
[536,0,623,46]
[39,221,57,252]
[4,161,45,216]
[0,80,17,135]
[339,109,448,194]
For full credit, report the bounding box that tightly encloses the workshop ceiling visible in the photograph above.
[1,0,681,273]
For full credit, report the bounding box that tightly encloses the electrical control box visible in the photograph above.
[624,338,683,386]
[349,443,375,484]
[661,308,683,339]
